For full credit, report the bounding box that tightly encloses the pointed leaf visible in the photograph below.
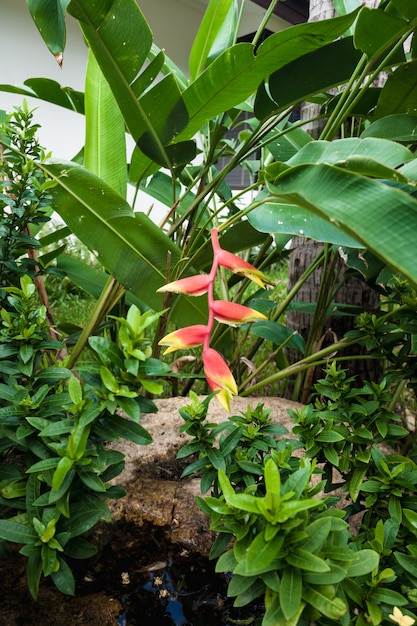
[37,160,205,323]
[261,163,417,285]
[361,114,417,142]
[264,38,362,116]
[347,549,379,576]
[26,0,69,56]
[375,61,417,119]
[180,11,360,138]
[189,0,237,80]
[280,568,302,620]
[0,78,84,113]
[84,50,127,197]
[302,585,347,620]
[354,7,407,60]
[234,532,285,576]
[286,549,330,573]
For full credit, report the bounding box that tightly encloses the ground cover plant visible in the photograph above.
[2,1,417,623]
[177,379,417,626]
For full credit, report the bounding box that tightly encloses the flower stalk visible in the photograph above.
[158,228,269,411]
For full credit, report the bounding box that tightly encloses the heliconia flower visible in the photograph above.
[211,300,267,326]
[206,376,234,413]
[216,249,272,289]
[158,325,209,354]
[157,274,211,296]
[203,348,238,396]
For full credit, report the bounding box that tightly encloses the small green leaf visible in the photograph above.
[94,414,152,445]
[78,472,107,493]
[234,532,284,576]
[349,467,367,503]
[41,542,58,576]
[26,457,61,473]
[68,376,83,405]
[280,568,302,620]
[51,556,75,595]
[286,548,330,573]
[394,552,417,579]
[215,548,238,573]
[302,585,347,620]
[0,520,37,544]
[52,456,74,491]
[370,587,408,606]
[264,458,281,494]
[347,549,379,577]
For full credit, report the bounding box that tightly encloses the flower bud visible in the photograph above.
[157,275,211,296]
[158,325,208,354]
[203,348,238,396]
[212,300,267,325]
[216,249,272,289]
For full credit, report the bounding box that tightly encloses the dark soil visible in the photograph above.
[0,521,264,626]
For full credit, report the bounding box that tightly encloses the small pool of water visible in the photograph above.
[76,522,264,626]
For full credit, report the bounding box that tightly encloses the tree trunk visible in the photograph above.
[285,0,383,400]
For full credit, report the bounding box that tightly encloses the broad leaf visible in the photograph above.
[26,0,70,56]
[354,6,408,60]
[286,549,330,573]
[0,79,84,113]
[375,61,417,119]
[0,520,37,544]
[37,160,206,324]
[84,51,126,197]
[180,11,360,138]
[249,320,305,353]
[259,163,417,285]
[189,0,238,80]
[234,532,285,576]
[67,0,183,173]
[362,114,417,142]
[259,38,362,117]
[280,568,302,620]
[302,585,347,620]
[347,549,379,576]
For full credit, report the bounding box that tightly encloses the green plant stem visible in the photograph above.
[240,330,297,391]
[252,0,279,47]
[321,27,415,140]
[239,335,359,396]
[242,248,326,371]
[66,275,125,369]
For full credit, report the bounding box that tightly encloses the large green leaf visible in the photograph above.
[180,11,360,138]
[67,0,193,177]
[261,162,417,284]
[283,137,413,169]
[38,160,174,306]
[361,114,417,142]
[38,160,206,324]
[259,38,362,117]
[280,568,302,620]
[249,137,415,247]
[26,0,70,56]
[189,0,238,80]
[0,520,37,543]
[0,79,84,114]
[84,50,126,197]
[375,61,417,119]
[354,6,408,60]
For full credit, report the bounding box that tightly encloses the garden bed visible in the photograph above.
[0,397,298,626]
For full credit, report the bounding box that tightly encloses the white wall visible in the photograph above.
[1,0,87,159]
